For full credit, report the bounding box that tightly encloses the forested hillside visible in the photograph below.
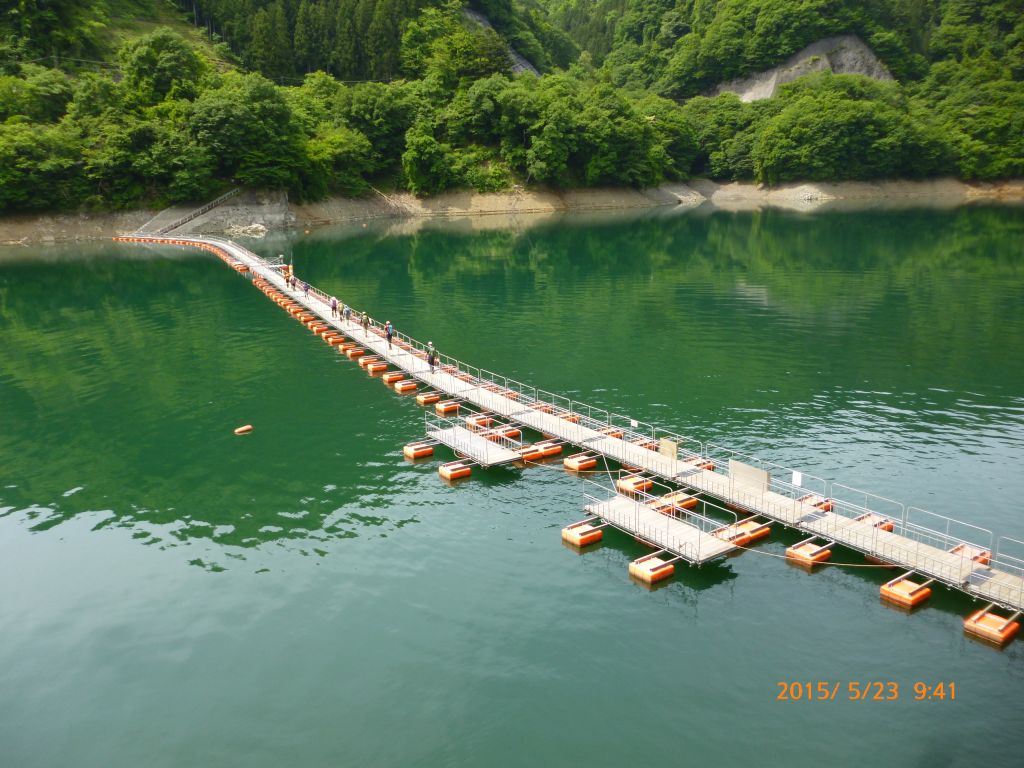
[172,0,576,79]
[1,0,1021,214]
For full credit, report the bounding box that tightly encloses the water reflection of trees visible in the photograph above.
[3,207,1023,560]
[0,254,423,559]
[287,206,1024,398]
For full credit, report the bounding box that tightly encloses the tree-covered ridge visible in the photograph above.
[539,0,1024,180]
[543,0,1023,93]
[168,0,576,79]
[0,13,694,212]
[1,0,111,61]
[0,0,1022,215]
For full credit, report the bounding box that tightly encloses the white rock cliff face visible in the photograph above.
[709,35,893,102]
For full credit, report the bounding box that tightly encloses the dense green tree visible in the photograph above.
[188,72,302,186]
[402,122,458,194]
[293,0,333,74]
[248,1,294,82]
[119,29,205,105]
[366,0,402,79]
[0,0,108,60]
[65,72,122,120]
[635,93,699,180]
[0,122,83,210]
[333,0,362,79]
[401,4,461,76]
[0,64,72,122]
[336,80,423,171]
[752,73,950,184]
[293,0,318,74]
[303,124,374,195]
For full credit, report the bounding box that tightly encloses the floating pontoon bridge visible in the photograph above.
[114,234,1024,646]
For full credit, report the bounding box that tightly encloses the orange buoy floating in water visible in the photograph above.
[403,441,435,460]
[964,606,1021,646]
[366,362,388,374]
[616,474,653,495]
[439,460,472,481]
[465,413,493,430]
[519,440,562,462]
[564,452,598,472]
[416,392,441,406]
[382,371,405,385]
[561,519,604,547]
[648,491,699,517]
[785,537,833,567]
[394,380,417,394]
[538,441,562,458]
[484,425,521,442]
[715,517,771,546]
[880,573,933,608]
[629,553,676,583]
[435,399,460,415]
[657,489,699,510]
[234,424,253,435]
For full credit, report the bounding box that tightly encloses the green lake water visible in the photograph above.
[1,205,1023,766]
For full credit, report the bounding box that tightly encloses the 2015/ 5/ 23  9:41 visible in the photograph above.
[775,681,956,701]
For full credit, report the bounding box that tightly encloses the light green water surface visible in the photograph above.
[1,206,1023,766]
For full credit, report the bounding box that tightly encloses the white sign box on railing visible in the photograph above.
[729,459,769,492]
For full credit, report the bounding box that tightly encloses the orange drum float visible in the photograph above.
[561,520,604,547]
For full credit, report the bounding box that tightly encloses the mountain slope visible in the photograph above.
[1,0,1021,218]
[710,35,893,102]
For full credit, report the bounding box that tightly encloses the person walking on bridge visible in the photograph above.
[303,281,310,299]
[361,311,370,334]
[385,320,393,349]
[343,303,351,323]
[330,296,338,318]
[427,342,437,373]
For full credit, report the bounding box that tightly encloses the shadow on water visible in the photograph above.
[597,527,740,592]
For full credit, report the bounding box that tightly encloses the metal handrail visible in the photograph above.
[149,188,242,235]
[423,412,521,465]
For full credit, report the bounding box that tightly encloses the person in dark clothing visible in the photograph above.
[303,281,310,298]
[385,320,393,349]
[427,342,437,373]
[361,312,370,333]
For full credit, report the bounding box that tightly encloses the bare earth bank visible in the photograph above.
[2,179,1022,245]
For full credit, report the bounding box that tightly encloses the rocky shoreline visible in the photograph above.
[2,178,1022,246]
